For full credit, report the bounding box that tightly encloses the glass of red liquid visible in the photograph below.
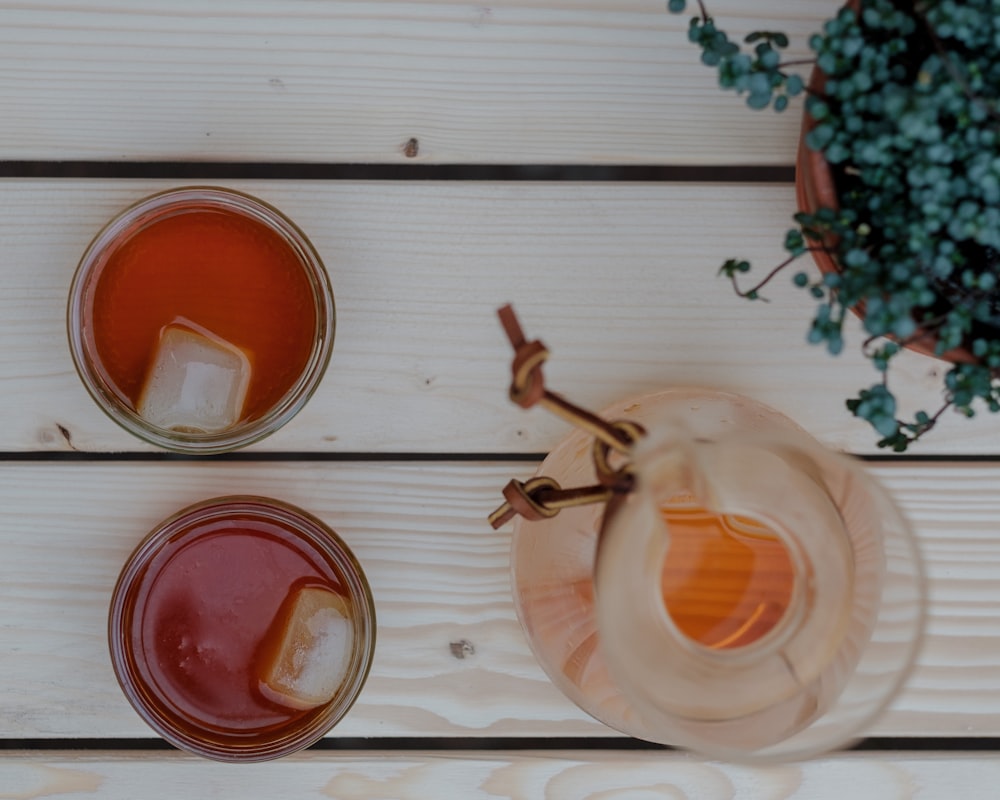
[109,496,376,762]
[68,187,334,453]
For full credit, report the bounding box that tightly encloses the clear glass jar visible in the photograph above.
[108,496,375,762]
[510,388,925,762]
[67,186,334,453]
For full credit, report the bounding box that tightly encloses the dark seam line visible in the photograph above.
[0,736,998,752]
[0,161,795,183]
[0,451,547,463]
[0,451,998,464]
[858,453,1000,463]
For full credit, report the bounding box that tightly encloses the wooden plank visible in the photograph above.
[2,750,999,800]
[0,1,828,164]
[3,179,997,456]
[1,461,999,739]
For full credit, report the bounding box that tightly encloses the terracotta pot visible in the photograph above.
[794,65,977,365]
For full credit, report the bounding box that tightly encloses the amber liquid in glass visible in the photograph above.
[121,515,352,746]
[555,497,795,690]
[660,496,796,650]
[90,206,318,422]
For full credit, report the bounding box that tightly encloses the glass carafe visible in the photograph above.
[492,309,926,762]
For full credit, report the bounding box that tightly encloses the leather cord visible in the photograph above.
[489,305,645,529]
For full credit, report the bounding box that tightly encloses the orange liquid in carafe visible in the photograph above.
[660,498,796,650]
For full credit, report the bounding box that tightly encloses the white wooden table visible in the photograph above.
[3,2,1000,797]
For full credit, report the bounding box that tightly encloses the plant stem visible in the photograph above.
[903,399,953,441]
[728,247,824,299]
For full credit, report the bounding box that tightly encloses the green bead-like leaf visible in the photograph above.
[806,124,834,151]
[719,259,751,277]
[785,229,806,254]
[872,414,900,437]
[758,48,780,70]
[701,49,722,67]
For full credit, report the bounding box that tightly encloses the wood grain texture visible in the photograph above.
[0,0,828,164]
[0,461,998,740]
[4,179,997,456]
[2,750,999,800]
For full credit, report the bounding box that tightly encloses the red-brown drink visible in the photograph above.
[109,497,375,761]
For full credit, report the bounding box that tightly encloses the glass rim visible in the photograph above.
[67,186,335,454]
[108,495,376,762]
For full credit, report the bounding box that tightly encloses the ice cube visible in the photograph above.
[137,325,250,433]
[259,586,354,711]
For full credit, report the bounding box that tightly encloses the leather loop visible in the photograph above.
[510,340,549,408]
[593,420,646,486]
[498,303,550,408]
[502,476,562,521]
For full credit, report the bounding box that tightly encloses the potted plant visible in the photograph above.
[668,0,1000,450]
